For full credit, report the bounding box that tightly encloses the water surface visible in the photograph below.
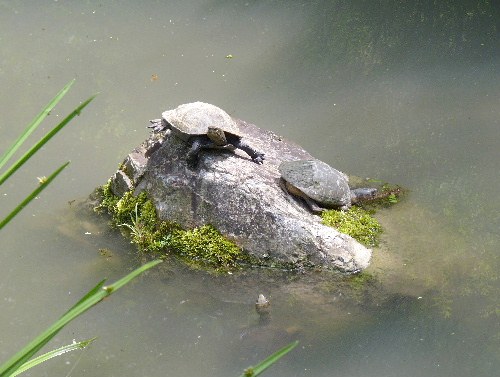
[1,1,499,376]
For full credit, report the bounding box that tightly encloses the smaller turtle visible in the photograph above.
[255,294,270,315]
[255,293,271,325]
[148,102,265,167]
[279,159,377,212]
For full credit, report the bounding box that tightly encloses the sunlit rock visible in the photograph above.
[108,104,371,273]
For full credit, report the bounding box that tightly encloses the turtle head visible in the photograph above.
[207,126,228,146]
[350,188,377,203]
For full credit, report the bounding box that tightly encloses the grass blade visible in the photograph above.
[10,338,96,377]
[0,94,96,186]
[239,340,299,377]
[0,80,75,171]
[0,162,70,230]
[63,279,107,314]
[0,259,162,377]
[2,280,107,374]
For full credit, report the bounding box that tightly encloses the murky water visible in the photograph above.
[1,1,499,376]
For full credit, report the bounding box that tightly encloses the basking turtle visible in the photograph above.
[279,159,377,212]
[148,102,265,167]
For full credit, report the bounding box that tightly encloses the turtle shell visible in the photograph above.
[279,159,351,208]
[161,102,240,141]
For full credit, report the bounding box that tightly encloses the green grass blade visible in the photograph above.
[0,259,162,377]
[0,80,75,171]
[100,259,162,293]
[10,338,96,377]
[0,94,96,186]
[239,340,299,377]
[63,279,107,314]
[0,162,70,230]
[0,281,107,375]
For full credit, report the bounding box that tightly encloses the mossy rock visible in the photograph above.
[93,180,254,272]
[93,179,383,271]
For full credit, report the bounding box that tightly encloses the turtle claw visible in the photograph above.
[252,153,265,164]
[148,119,165,132]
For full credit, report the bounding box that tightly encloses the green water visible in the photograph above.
[1,1,499,376]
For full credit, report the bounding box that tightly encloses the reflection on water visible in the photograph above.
[1,1,499,376]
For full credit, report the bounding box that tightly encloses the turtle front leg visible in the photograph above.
[148,118,166,132]
[186,138,204,167]
[186,136,214,168]
[228,136,265,164]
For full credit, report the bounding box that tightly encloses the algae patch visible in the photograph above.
[168,225,249,270]
[320,180,406,247]
[93,180,252,271]
[321,207,382,247]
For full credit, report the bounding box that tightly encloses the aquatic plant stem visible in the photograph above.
[0,79,75,171]
[239,340,299,377]
[0,93,96,186]
[0,162,69,230]
[0,259,162,377]
[10,338,96,377]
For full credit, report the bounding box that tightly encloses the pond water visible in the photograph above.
[1,1,499,376]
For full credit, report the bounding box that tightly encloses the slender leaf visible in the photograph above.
[0,280,107,372]
[239,340,299,377]
[0,259,163,376]
[0,80,75,171]
[10,338,96,377]
[63,279,107,314]
[0,94,96,186]
[0,162,70,230]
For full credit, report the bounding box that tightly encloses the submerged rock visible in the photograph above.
[106,103,371,273]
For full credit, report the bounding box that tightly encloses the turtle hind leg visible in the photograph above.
[303,196,325,214]
[227,135,265,164]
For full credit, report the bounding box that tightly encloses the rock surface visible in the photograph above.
[109,108,371,273]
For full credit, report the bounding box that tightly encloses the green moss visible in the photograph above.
[93,180,119,217]
[94,180,156,230]
[167,225,252,271]
[348,271,377,289]
[93,181,252,272]
[375,183,406,207]
[321,206,382,247]
[344,272,378,303]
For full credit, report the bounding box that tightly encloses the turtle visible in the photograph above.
[278,159,377,212]
[255,293,271,323]
[148,102,265,167]
[238,293,300,351]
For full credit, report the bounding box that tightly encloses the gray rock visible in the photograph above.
[108,105,371,273]
[110,170,132,197]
